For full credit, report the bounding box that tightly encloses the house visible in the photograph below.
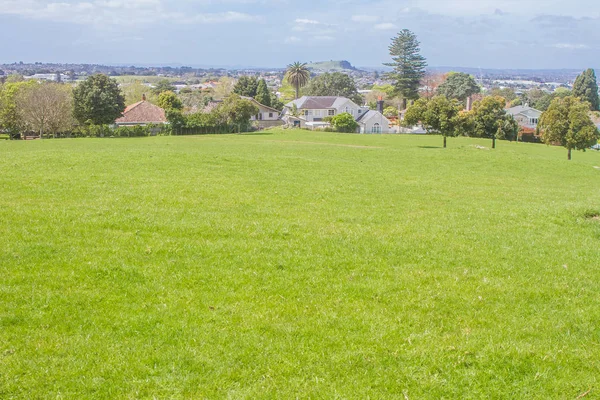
[241,96,282,129]
[506,105,542,130]
[283,96,391,133]
[115,95,167,127]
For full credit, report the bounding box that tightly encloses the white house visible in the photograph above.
[506,105,542,130]
[283,96,391,133]
[241,96,282,129]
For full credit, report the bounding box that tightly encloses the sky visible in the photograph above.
[0,0,599,69]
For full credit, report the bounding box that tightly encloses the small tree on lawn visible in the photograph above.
[538,96,600,160]
[436,72,480,104]
[470,96,513,149]
[330,112,358,133]
[403,96,463,147]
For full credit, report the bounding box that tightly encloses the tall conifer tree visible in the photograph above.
[573,68,599,111]
[384,29,427,109]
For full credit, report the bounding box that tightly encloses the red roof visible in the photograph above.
[115,101,167,125]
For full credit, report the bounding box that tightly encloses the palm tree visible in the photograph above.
[285,62,310,99]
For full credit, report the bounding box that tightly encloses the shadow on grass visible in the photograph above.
[418,146,442,149]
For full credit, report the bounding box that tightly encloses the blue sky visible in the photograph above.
[0,0,598,69]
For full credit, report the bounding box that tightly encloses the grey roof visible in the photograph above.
[506,105,542,118]
[356,110,377,122]
[285,96,350,110]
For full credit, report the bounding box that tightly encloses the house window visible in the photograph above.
[315,110,321,117]
[269,113,273,118]
[371,123,381,133]
[328,109,335,116]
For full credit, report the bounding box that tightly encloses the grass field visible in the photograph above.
[1,131,600,398]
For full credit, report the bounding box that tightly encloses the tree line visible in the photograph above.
[0,74,261,139]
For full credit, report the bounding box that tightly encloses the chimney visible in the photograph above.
[377,96,384,114]
[466,96,472,111]
[142,93,146,101]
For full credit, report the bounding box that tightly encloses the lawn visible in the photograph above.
[1,131,600,398]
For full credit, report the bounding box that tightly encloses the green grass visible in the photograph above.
[1,131,600,398]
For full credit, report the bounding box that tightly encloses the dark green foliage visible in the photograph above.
[219,94,259,130]
[539,95,600,159]
[165,109,186,133]
[384,29,427,107]
[157,91,183,111]
[270,93,284,111]
[73,74,125,125]
[436,72,480,103]
[329,112,358,133]
[572,69,599,111]
[152,79,176,95]
[304,72,363,105]
[488,87,518,102]
[233,76,259,98]
[254,79,271,107]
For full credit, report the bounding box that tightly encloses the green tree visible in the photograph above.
[436,72,480,103]
[384,29,427,109]
[73,74,125,125]
[329,112,358,133]
[254,79,271,107]
[270,93,284,111]
[488,87,518,103]
[122,81,156,105]
[383,106,398,117]
[218,94,259,132]
[0,80,35,139]
[304,72,363,105]
[285,62,310,99]
[165,109,186,134]
[403,96,463,147]
[538,96,600,160]
[233,76,259,98]
[157,91,183,111]
[572,69,599,111]
[470,96,514,148]
[152,79,176,95]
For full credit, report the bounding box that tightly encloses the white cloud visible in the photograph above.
[295,18,320,24]
[351,15,379,22]
[0,0,261,27]
[284,36,301,43]
[374,22,397,30]
[552,43,590,49]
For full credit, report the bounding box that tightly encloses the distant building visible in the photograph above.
[506,105,542,130]
[115,95,167,127]
[282,96,391,133]
[241,96,283,129]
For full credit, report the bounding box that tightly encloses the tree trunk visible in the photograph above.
[295,84,299,100]
[568,148,572,160]
[402,98,407,110]
[492,137,496,149]
[443,136,447,148]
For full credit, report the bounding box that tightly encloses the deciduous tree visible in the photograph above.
[73,74,125,125]
[152,79,176,95]
[538,96,600,160]
[304,72,363,104]
[16,82,74,138]
[437,72,480,103]
[470,96,515,148]
[384,29,427,109]
[0,80,35,139]
[329,112,358,133]
[403,96,463,147]
[157,91,183,111]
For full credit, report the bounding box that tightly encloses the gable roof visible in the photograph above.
[506,105,542,119]
[115,101,167,124]
[356,110,390,124]
[240,96,281,113]
[285,96,351,110]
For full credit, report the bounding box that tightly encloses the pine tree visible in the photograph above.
[573,69,599,111]
[254,79,271,107]
[384,29,427,109]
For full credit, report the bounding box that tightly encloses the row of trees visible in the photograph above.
[0,74,260,138]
